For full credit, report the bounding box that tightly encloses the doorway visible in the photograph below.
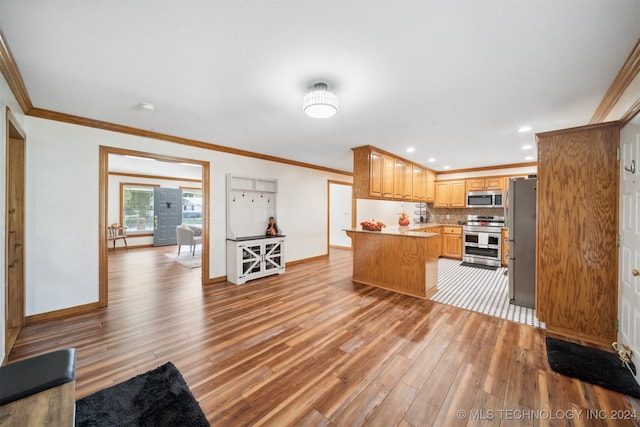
[99,146,210,307]
[5,109,26,356]
[328,180,353,250]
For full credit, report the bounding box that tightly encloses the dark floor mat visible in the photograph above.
[459,262,498,271]
[546,337,640,398]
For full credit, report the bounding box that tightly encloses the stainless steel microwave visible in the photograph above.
[467,190,504,208]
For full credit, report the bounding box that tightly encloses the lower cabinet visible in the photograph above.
[227,237,285,284]
[441,226,462,259]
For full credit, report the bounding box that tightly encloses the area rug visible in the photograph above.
[75,362,210,426]
[546,337,640,398]
[164,252,201,268]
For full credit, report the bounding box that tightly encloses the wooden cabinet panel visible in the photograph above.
[412,166,427,201]
[442,231,462,259]
[426,170,436,202]
[536,122,619,345]
[352,145,436,202]
[393,159,412,199]
[450,181,466,207]
[501,228,508,267]
[437,180,466,207]
[467,177,504,192]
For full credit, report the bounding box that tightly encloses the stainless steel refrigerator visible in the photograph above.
[507,177,536,308]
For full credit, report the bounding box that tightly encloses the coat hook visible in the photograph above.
[166,201,172,208]
[232,196,236,202]
[624,159,636,174]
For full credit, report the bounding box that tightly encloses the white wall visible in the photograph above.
[22,116,351,318]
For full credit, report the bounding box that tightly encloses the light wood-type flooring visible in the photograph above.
[8,247,640,426]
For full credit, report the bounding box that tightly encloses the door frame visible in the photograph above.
[5,107,26,357]
[327,179,354,253]
[99,146,210,307]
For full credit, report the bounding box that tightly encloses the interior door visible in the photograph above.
[619,115,640,383]
[5,116,26,356]
[153,188,182,246]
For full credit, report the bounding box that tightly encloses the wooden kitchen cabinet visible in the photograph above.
[426,170,436,202]
[441,226,462,259]
[393,158,412,199]
[501,228,508,267]
[434,180,466,208]
[536,122,619,346]
[352,145,436,202]
[467,177,503,191]
[370,149,395,198]
[412,166,427,201]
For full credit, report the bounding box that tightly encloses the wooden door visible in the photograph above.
[619,115,640,382]
[5,114,26,356]
[153,188,182,246]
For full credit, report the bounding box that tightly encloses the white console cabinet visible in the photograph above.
[226,173,285,284]
[227,237,285,284]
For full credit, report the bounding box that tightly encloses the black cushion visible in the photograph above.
[0,348,76,405]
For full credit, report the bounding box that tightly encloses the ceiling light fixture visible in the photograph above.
[406,147,415,153]
[518,125,532,133]
[522,144,533,150]
[303,82,338,118]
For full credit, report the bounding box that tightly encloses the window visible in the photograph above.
[122,185,155,232]
[181,188,203,225]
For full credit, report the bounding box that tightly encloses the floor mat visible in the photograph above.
[546,337,640,398]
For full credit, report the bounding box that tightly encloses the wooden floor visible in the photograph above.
[8,247,640,426]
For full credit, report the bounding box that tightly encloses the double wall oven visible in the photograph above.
[462,215,504,267]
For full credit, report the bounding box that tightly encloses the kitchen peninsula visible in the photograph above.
[344,228,440,299]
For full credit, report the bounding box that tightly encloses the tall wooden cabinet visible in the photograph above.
[536,122,620,345]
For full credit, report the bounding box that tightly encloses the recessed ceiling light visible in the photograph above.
[518,126,532,133]
[522,144,533,150]
[406,147,415,153]
[524,156,534,161]
[442,165,451,170]
[427,158,436,163]
[138,102,156,111]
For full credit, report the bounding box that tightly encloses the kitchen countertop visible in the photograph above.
[343,227,440,238]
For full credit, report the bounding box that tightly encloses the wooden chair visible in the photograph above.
[108,224,128,250]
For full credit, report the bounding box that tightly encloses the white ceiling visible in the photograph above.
[1,1,639,173]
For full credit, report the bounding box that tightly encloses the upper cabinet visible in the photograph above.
[352,146,435,202]
[434,180,466,208]
[466,177,503,192]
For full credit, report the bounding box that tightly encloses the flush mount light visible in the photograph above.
[518,125,532,133]
[303,82,338,118]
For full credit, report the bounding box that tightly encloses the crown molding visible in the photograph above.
[28,107,352,176]
[0,30,32,113]
[591,38,640,124]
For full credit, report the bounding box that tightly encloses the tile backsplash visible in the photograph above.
[356,199,504,228]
